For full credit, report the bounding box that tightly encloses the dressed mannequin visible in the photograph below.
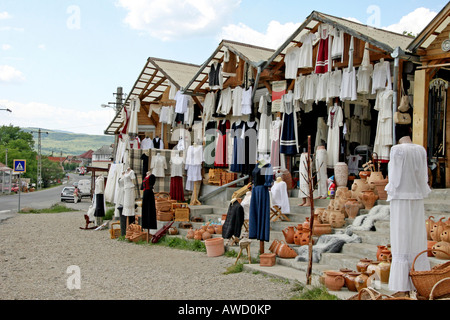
[271,175,290,214]
[93,175,106,226]
[169,151,185,201]
[186,143,203,205]
[141,172,157,241]
[151,152,167,178]
[122,167,136,229]
[385,129,431,295]
[298,152,312,206]
[153,136,164,150]
[270,116,283,173]
[315,145,328,199]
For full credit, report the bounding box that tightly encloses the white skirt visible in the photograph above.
[122,187,136,217]
[186,164,202,191]
[388,199,430,292]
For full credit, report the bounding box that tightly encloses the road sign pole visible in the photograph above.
[18,173,21,213]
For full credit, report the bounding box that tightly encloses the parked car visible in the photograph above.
[61,186,75,202]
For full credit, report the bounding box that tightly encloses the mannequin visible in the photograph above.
[141,172,157,242]
[151,152,167,178]
[93,175,106,226]
[141,133,154,150]
[153,136,164,150]
[122,167,136,229]
[298,152,311,206]
[385,127,431,295]
[271,174,290,214]
[270,116,283,173]
[170,151,185,201]
[186,143,203,205]
[315,145,328,199]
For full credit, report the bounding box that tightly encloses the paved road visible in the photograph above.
[0,173,91,222]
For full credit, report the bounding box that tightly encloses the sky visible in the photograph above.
[0,0,447,136]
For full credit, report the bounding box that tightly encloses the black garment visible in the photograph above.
[119,207,135,237]
[94,194,105,217]
[141,174,157,230]
[243,121,258,175]
[153,137,162,149]
[140,153,149,178]
[209,62,222,88]
[222,201,245,239]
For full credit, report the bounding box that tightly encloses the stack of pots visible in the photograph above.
[269,239,297,258]
[427,216,450,260]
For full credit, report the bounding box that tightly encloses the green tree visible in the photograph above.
[41,158,65,188]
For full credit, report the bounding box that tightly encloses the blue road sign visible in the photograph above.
[13,160,26,173]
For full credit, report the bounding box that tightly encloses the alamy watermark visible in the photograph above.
[66,265,81,290]
[66,5,81,30]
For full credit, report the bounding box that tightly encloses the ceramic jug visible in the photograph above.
[282,226,296,244]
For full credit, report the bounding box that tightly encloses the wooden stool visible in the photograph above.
[270,206,290,222]
[235,238,252,265]
[243,220,249,232]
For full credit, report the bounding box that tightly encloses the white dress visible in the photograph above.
[298,32,316,68]
[185,145,204,191]
[372,59,392,94]
[122,170,136,217]
[170,155,184,178]
[298,153,311,198]
[373,89,393,161]
[327,69,342,101]
[127,98,140,136]
[303,73,318,103]
[284,46,301,79]
[357,65,373,95]
[330,27,344,62]
[258,94,272,154]
[150,154,167,178]
[232,86,243,116]
[339,67,357,101]
[203,92,216,128]
[217,86,232,115]
[315,148,328,198]
[385,143,431,292]
[241,86,253,115]
[326,105,343,168]
[271,180,290,213]
[315,73,329,103]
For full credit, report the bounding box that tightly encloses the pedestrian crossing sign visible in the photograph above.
[13,160,26,173]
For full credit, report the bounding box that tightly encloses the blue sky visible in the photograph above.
[0,0,447,135]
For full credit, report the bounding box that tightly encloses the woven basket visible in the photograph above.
[429,277,450,300]
[109,222,121,239]
[349,288,416,301]
[157,211,174,221]
[410,249,450,299]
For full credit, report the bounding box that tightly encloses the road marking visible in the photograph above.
[0,210,12,214]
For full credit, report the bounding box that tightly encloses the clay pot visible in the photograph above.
[315,208,326,223]
[303,218,311,230]
[207,226,215,235]
[300,227,312,246]
[186,228,195,239]
[430,217,447,242]
[425,216,436,241]
[344,198,360,219]
[282,226,296,244]
[202,231,212,240]
[359,171,371,181]
[360,190,378,210]
[432,242,450,259]
[294,226,303,245]
[334,162,349,188]
[329,210,346,228]
[344,272,360,292]
[356,258,372,272]
[269,240,279,253]
[371,179,389,201]
[194,229,203,240]
[214,224,223,234]
[168,227,178,235]
[376,245,387,261]
[324,271,345,291]
[321,210,330,224]
[277,241,297,258]
[378,257,391,284]
[440,226,450,243]
[354,272,370,292]
[379,249,392,262]
[428,241,438,257]
[201,225,208,231]
[312,224,332,236]
[351,179,371,199]
[366,261,381,278]
[339,268,353,287]
[368,171,384,184]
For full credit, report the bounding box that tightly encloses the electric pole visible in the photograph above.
[29,128,49,190]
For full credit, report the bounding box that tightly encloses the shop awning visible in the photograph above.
[182,40,276,96]
[104,58,200,135]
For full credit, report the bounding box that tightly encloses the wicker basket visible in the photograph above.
[173,203,190,222]
[109,222,121,239]
[157,211,174,221]
[429,277,450,300]
[410,249,450,299]
[348,288,416,301]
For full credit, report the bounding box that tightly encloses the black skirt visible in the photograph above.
[94,194,105,217]
[141,189,157,230]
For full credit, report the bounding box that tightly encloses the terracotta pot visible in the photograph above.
[324,271,345,291]
[379,249,392,262]
[351,179,371,200]
[207,226,215,235]
[344,198,360,219]
[312,224,332,236]
[368,171,384,184]
[359,171,371,181]
[344,272,360,292]
[202,231,212,240]
[315,208,326,223]
[294,226,303,245]
[334,162,349,188]
[282,226,296,244]
[339,268,353,287]
[194,230,203,240]
[432,242,450,259]
[360,190,378,210]
[440,226,450,243]
[186,228,195,239]
[321,210,330,224]
[354,272,370,292]
[214,224,223,234]
[205,237,224,257]
[329,210,346,228]
[300,227,312,246]
[378,256,391,284]
[366,261,381,278]
[356,258,372,272]
[428,241,438,256]
[201,225,208,231]
[376,245,387,261]
[269,240,279,253]
[168,227,178,235]
[277,241,297,258]
[425,216,436,241]
[372,179,388,201]
[431,217,447,242]
[303,218,310,230]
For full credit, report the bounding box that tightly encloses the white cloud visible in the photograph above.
[38,44,46,50]
[383,7,438,35]
[0,65,25,83]
[219,20,300,49]
[0,100,116,135]
[0,11,11,20]
[2,44,12,51]
[117,0,241,41]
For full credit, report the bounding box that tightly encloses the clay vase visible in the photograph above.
[186,228,195,239]
[356,258,372,272]
[312,224,332,236]
[431,217,447,242]
[344,198,360,219]
[427,241,438,257]
[334,162,349,188]
[378,256,391,284]
[344,272,360,292]
[368,171,384,184]
[432,242,450,259]
[201,225,208,232]
[214,224,223,234]
[202,231,212,240]
[300,227,312,246]
[282,226,296,244]
[207,226,215,235]
[354,272,370,292]
[359,171,371,181]
[376,245,387,261]
[321,210,330,224]
[303,218,311,230]
[277,241,297,258]
[379,249,392,262]
[351,179,370,200]
[329,210,346,228]
[440,226,450,243]
[360,190,378,210]
[294,226,303,245]
[194,229,203,240]
[315,208,326,223]
[269,240,281,254]
[425,216,436,240]
[366,261,381,278]
[339,268,353,288]
[324,271,345,291]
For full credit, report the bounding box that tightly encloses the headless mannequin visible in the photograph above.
[315,145,327,199]
[190,142,202,206]
[299,152,311,207]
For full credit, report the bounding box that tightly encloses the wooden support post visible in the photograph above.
[306,136,315,285]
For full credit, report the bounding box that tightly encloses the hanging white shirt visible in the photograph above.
[151,154,167,178]
[271,180,290,214]
[141,138,154,150]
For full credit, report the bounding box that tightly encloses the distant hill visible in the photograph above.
[22,127,115,157]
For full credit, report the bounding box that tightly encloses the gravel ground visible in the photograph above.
[0,211,294,300]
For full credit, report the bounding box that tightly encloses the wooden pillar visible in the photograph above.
[412,69,428,147]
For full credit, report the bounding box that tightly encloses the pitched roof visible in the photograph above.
[79,150,94,159]
[93,145,113,155]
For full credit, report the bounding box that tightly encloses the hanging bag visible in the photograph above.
[398,79,410,112]
[394,111,411,125]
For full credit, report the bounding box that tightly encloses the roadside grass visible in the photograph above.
[19,203,78,214]
[289,282,340,300]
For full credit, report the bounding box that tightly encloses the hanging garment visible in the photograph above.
[94,176,106,218]
[270,118,282,173]
[150,154,167,178]
[315,24,332,74]
[243,120,258,175]
[185,145,203,191]
[241,86,253,115]
[141,174,157,230]
[339,67,357,101]
[271,180,290,214]
[153,137,163,150]
[203,92,216,129]
[230,120,245,173]
[104,163,118,203]
[303,73,318,103]
[326,105,343,168]
[140,152,149,177]
[204,121,217,168]
[222,200,245,239]
[372,59,392,94]
[315,72,330,103]
[357,43,373,95]
[222,48,237,76]
[347,155,362,175]
[330,27,344,62]
[298,153,311,198]
[214,120,230,168]
[241,191,252,220]
[258,94,272,154]
[315,148,328,198]
[127,98,140,136]
[294,74,305,104]
[373,89,393,161]
[232,86,243,116]
[249,162,273,242]
[327,69,342,101]
[217,87,233,115]
[174,90,191,114]
[114,169,125,218]
[315,117,328,149]
[122,169,136,217]
[170,154,184,178]
[385,143,431,292]
[209,61,223,90]
[349,117,362,144]
[280,91,299,155]
[298,31,316,68]
[141,138,154,151]
[284,46,301,79]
